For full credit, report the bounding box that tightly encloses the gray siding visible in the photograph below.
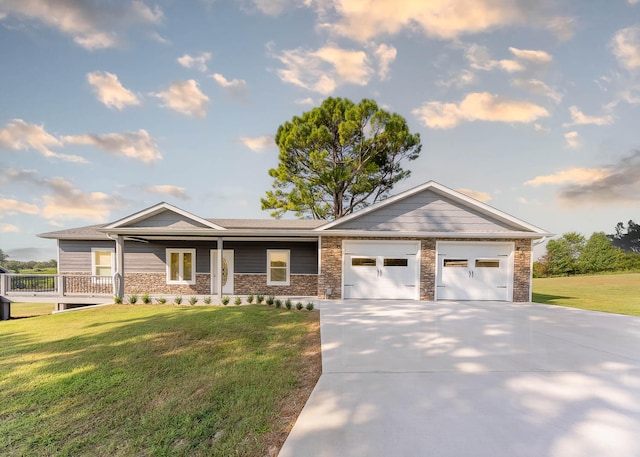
[59,240,115,273]
[228,241,318,275]
[335,190,517,232]
[127,210,211,229]
[123,240,317,275]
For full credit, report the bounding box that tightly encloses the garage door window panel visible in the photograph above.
[476,259,500,268]
[384,258,408,267]
[444,259,468,267]
[352,257,377,267]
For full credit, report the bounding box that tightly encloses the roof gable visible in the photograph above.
[318,181,548,234]
[103,203,225,231]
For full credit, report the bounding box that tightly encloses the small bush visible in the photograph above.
[189,296,198,305]
[203,296,211,304]
[141,293,152,304]
[128,294,138,305]
[306,302,314,311]
[234,297,242,305]
[296,301,303,310]
[266,295,275,306]
[174,296,183,305]
[114,295,123,304]
[274,298,282,308]
[246,293,254,304]
[257,294,265,304]
[285,300,292,310]
[221,295,230,305]
[157,297,167,304]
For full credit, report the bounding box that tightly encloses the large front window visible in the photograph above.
[92,248,114,277]
[166,249,196,284]
[267,250,290,286]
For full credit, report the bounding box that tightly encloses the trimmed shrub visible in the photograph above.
[141,293,152,304]
[274,298,282,308]
[203,296,211,304]
[221,295,230,305]
[234,297,242,305]
[157,297,167,304]
[189,296,198,305]
[256,294,265,304]
[296,301,303,310]
[174,296,183,305]
[114,295,123,304]
[246,293,254,304]
[285,299,292,310]
[128,294,138,305]
[306,302,314,311]
[266,295,275,306]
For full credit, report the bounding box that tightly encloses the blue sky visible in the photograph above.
[1,0,639,261]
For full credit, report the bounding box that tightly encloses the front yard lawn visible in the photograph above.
[0,304,321,456]
[533,273,640,316]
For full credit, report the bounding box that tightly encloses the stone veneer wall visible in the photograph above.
[124,273,210,295]
[318,236,532,302]
[234,274,318,296]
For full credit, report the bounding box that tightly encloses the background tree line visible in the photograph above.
[534,220,640,277]
[0,249,57,273]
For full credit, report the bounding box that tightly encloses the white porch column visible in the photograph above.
[216,237,223,300]
[115,235,125,298]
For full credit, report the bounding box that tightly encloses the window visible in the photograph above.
[267,250,290,286]
[92,248,114,277]
[384,258,408,267]
[166,249,196,284]
[476,259,500,268]
[352,257,376,266]
[444,259,468,267]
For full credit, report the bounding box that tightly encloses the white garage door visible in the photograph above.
[436,242,514,301]
[343,241,419,299]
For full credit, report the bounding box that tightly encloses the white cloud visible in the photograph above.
[0,119,85,163]
[457,188,492,202]
[412,92,549,129]
[295,97,316,105]
[0,223,19,233]
[525,168,612,186]
[629,0,639,5]
[564,131,580,150]
[545,16,576,41]
[149,32,170,44]
[525,151,640,204]
[1,169,124,223]
[508,47,552,64]
[373,43,397,79]
[239,135,274,152]
[211,73,248,96]
[248,0,299,16]
[177,52,212,72]
[63,129,162,163]
[272,44,372,94]
[512,79,562,103]
[611,25,640,70]
[438,70,476,88]
[144,185,189,200]
[564,106,614,127]
[0,0,163,50]
[87,71,140,110]
[41,177,120,222]
[153,80,209,118]
[0,197,39,215]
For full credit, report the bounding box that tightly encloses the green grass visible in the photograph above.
[17,268,57,274]
[8,302,55,318]
[533,273,640,316]
[0,305,319,456]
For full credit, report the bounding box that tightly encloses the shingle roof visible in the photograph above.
[38,224,111,239]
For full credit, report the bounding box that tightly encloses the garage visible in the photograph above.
[343,240,420,299]
[436,241,514,301]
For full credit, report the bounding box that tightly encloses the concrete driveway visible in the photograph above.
[279,300,640,457]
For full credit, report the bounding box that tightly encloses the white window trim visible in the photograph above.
[166,249,196,285]
[91,248,115,277]
[267,249,290,286]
